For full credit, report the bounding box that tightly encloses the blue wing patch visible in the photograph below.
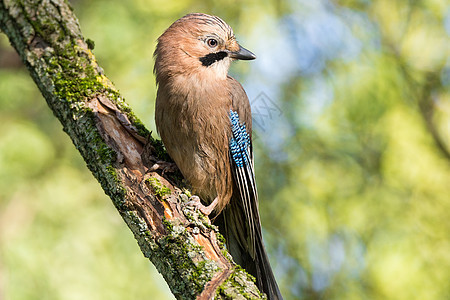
[229,109,258,257]
[229,110,251,167]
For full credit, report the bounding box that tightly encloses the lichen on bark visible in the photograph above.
[0,0,265,299]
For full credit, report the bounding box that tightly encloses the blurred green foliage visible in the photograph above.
[0,0,449,299]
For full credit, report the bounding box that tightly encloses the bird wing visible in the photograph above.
[226,77,283,300]
[227,76,260,258]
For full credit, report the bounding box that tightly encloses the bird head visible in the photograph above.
[154,13,256,83]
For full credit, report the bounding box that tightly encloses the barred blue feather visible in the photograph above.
[228,109,257,256]
[226,109,282,299]
[229,110,251,167]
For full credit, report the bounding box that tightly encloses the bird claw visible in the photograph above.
[184,196,218,216]
[149,161,178,175]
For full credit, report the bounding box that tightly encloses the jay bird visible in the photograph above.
[154,13,282,299]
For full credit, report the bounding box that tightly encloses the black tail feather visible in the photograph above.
[253,230,283,299]
[216,205,283,300]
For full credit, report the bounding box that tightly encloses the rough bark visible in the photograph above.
[0,0,265,299]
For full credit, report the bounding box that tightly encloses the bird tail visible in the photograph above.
[253,230,283,300]
[217,202,283,300]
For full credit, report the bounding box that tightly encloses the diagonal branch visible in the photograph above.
[0,0,264,299]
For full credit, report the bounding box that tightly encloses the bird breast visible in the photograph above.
[155,77,233,207]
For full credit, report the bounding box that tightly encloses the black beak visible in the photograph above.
[229,45,256,60]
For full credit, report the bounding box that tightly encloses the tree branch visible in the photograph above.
[0,0,264,298]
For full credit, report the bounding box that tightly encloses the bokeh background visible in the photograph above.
[1,0,449,299]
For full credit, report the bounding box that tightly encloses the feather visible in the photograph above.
[227,109,283,299]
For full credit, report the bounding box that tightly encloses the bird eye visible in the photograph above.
[207,38,218,48]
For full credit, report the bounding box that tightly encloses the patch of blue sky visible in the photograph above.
[444,7,450,36]
[307,231,366,291]
[241,0,378,161]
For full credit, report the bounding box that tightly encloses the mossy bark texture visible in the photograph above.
[0,0,265,299]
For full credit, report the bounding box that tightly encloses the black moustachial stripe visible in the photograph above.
[199,51,228,66]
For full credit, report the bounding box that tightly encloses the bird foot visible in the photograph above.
[184,196,219,216]
[149,161,178,175]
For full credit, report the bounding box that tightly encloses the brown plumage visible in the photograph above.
[154,13,282,299]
